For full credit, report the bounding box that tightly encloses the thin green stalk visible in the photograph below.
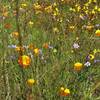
[15,0,26,99]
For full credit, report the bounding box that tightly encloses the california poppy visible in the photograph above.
[18,55,31,68]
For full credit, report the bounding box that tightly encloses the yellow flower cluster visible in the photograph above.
[60,87,70,96]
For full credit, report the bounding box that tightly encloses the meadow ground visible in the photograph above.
[0,0,100,100]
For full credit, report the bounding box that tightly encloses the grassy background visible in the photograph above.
[0,0,100,100]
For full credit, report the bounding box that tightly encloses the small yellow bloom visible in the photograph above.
[85,10,89,14]
[45,6,53,13]
[74,62,83,71]
[69,25,75,29]
[11,31,19,38]
[95,29,100,36]
[91,10,95,14]
[15,46,24,52]
[28,44,35,50]
[77,6,81,12]
[94,6,98,10]
[21,3,27,8]
[33,3,42,10]
[28,21,34,26]
[86,25,94,31]
[27,79,35,86]
[89,54,95,60]
[60,87,64,91]
[64,88,70,95]
[76,37,79,40]
[53,27,59,33]
[69,8,76,12]
[93,49,97,55]
[60,87,70,96]
[98,8,100,12]
[34,48,39,55]
[2,11,8,17]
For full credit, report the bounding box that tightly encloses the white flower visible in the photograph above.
[73,43,80,49]
[84,62,91,67]
[8,45,16,48]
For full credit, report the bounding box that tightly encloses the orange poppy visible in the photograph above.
[18,55,31,67]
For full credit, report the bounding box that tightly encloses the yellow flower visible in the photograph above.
[98,8,100,12]
[33,3,42,10]
[45,6,53,13]
[69,8,76,12]
[60,87,70,96]
[74,62,83,71]
[86,25,94,31]
[34,48,39,55]
[28,21,34,26]
[77,6,81,12]
[91,10,95,14]
[64,88,70,95]
[2,11,8,17]
[89,54,95,60]
[15,46,24,52]
[93,49,100,55]
[94,6,98,10]
[53,7,59,16]
[76,37,79,40]
[27,79,35,86]
[85,10,89,14]
[69,25,75,29]
[93,49,97,55]
[21,3,27,8]
[53,27,59,33]
[95,29,100,36]
[28,44,35,50]
[60,87,64,91]
[18,55,31,67]
[11,31,19,38]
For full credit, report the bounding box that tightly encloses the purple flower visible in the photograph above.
[86,55,90,61]
[94,60,100,63]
